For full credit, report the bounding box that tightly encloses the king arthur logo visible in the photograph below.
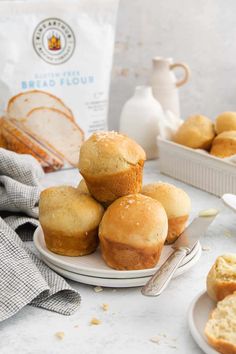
[48,32,61,51]
[33,18,76,65]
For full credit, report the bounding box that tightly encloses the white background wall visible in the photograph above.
[109,0,236,130]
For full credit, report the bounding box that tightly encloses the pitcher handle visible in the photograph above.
[170,62,190,87]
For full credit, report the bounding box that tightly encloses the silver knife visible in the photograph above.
[141,214,217,297]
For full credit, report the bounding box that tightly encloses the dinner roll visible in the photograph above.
[215,112,236,134]
[205,292,236,354]
[207,254,236,301]
[39,186,104,256]
[210,131,236,158]
[78,131,146,205]
[142,182,191,244]
[173,114,215,150]
[99,194,168,270]
[77,178,90,195]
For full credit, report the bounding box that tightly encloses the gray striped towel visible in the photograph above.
[0,148,81,322]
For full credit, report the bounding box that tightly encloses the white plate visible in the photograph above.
[34,226,201,279]
[222,193,236,212]
[188,291,218,354]
[42,244,202,287]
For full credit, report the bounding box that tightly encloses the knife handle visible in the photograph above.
[141,247,188,297]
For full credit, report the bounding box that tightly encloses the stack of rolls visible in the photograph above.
[39,130,191,270]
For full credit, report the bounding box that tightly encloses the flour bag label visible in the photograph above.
[0,0,119,171]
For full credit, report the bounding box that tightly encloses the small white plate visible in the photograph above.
[222,193,236,212]
[42,244,202,287]
[34,226,201,279]
[188,291,218,354]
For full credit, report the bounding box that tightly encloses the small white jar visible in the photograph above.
[119,85,164,159]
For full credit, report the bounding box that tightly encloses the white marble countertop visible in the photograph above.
[1,160,236,354]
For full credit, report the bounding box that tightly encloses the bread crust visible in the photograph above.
[98,194,168,269]
[77,179,90,195]
[215,112,236,135]
[173,114,215,150]
[165,215,189,244]
[39,187,104,256]
[205,331,236,354]
[81,161,144,204]
[7,89,74,121]
[205,292,236,354]
[78,131,146,176]
[142,182,191,244]
[99,236,164,270]
[1,118,63,172]
[0,117,7,147]
[24,107,84,166]
[43,227,99,256]
[207,255,236,301]
[210,131,236,158]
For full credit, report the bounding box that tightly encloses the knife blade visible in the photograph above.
[141,214,217,297]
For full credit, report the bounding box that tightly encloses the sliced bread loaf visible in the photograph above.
[2,118,64,172]
[0,117,7,147]
[23,107,84,166]
[205,292,236,354]
[7,90,74,121]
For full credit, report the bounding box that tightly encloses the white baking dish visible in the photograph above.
[158,137,236,197]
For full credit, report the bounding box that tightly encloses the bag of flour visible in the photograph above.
[0,0,119,171]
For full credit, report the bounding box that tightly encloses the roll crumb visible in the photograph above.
[94,286,103,293]
[90,317,101,325]
[102,303,109,311]
[55,331,65,340]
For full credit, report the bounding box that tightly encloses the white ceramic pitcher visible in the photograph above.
[151,57,190,117]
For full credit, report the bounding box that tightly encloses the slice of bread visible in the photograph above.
[7,90,74,121]
[205,292,236,354]
[0,117,7,147]
[23,107,84,166]
[2,118,64,172]
[207,254,236,301]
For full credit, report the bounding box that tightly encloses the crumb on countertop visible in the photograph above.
[150,336,161,344]
[55,331,65,340]
[202,246,211,251]
[102,303,109,311]
[160,333,167,338]
[90,317,101,325]
[94,286,103,293]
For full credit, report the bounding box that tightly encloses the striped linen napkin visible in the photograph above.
[0,148,81,322]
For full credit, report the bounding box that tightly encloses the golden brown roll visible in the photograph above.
[77,179,90,195]
[207,254,236,302]
[210,130,236,158]
[173,114,215,150]
[215,112,236,134]
[98,194,168,270]
[78,131,146,205]
[142,182,191,244]
[39,186,104,256]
